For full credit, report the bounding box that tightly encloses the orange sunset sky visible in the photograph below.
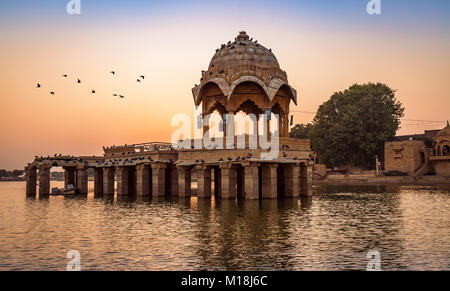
[0,0,449,170]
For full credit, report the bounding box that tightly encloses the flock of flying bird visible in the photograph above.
[35,71,146,99]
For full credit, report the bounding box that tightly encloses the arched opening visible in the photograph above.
[198,82,227,108]
[443,145,450,156]
[227,81,270,111]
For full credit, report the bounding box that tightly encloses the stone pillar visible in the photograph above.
[282,114,289,137]
[94,168,103,196]
[300,163,313,197]
[243,162,260,200]
[116,167,130,196]
[151,163,167,197]
[196,165,211,198]
[76,166,88,195]
[284,164,300,198]
[226,112,235,149]
[26,166,37,196]
[261,164,278,199]
[38,165,51,196]
[265,110,271,142]
[103,167,115,196]
[222,113,227,150]
[169,166,179,196]
[177,166,192,198]
[136,164,151,197]
[220,164,237,199]
[64,167,76,188]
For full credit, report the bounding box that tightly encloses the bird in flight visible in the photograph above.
[62,74,68,78]
[91,90,96,94]
[140,75,145,80]
[50,92,55,95]
[119,95,125,99]
[136,79,141,82]
[113,94,118,97]
[77,79,81,84]
[36,83,41,88]
[110,71,116,75]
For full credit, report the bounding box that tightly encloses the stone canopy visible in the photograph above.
[192,31,298,109]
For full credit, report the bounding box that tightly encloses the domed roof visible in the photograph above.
[436,121,450,139]
[208,31,281,72]
[192,31,297,106]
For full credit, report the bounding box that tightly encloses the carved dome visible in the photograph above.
[436,121,450,140]
[192,31,297,107]
[208,31,281,72]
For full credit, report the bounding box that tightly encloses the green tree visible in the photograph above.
[309,83,404,168]
[289,123,312,139]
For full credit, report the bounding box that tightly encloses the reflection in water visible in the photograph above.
[0,182,449,270]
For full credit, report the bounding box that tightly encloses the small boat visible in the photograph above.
[51,185,77,196]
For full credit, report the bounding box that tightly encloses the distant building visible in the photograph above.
[430,121,450,176]
[385,122,450,176]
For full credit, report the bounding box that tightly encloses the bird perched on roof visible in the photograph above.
[283,152,288,158]
[227,157,233,161]
[219,158,224,162]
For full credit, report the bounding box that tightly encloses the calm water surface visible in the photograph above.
[0,182,449,271]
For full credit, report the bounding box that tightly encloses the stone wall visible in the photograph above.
[385,140,427,175]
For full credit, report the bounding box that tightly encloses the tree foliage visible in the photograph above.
[289,123,312,139]
[309,83,404,168]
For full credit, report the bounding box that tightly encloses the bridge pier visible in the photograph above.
[151,163,167,197]
[243,162,260,200]
[284,164,300,198]
[25,166,37,196]
[136,164,151,197]
[103,167,115,196]
[196,165,211,198]
[220,164,237,199]
[94,168,103,196]
[76,166,88,195]
[38,165,51,196]
[177,166,192,198]
[262,164,278,199]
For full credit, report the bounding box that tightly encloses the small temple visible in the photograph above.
[25,32,314,199]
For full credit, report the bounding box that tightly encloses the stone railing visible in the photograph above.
[104,142,176,157]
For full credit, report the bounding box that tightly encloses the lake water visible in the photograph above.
[0,181,449,271]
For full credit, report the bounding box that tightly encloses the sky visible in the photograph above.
[0,0,449,169]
